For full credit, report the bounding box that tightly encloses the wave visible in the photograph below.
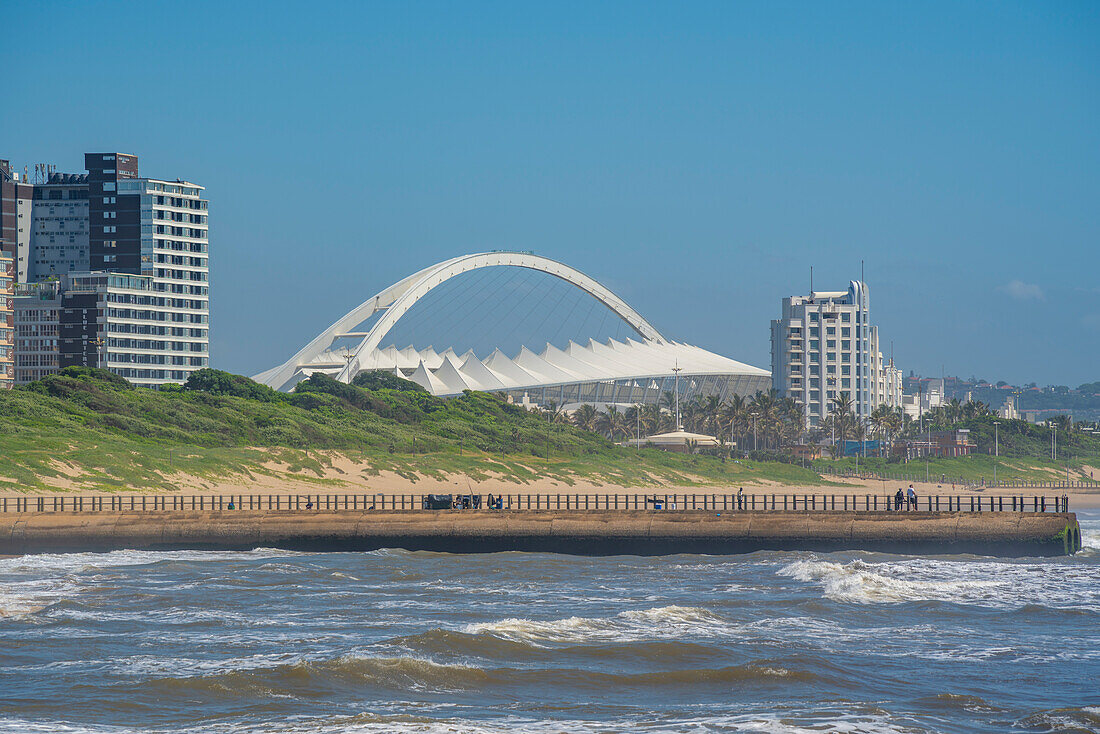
[136,653,814,700]
[0,711,929,734]
[462,605,729,645]
[1016,705,1100,732]
[394,627,726,665]
[777,557,1100,609]
[778,559,1002,605]
[0,578,81,620]
[1079,528,1100,554]
[0,547,306,575]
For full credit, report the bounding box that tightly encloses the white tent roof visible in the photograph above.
[376,337,768,396]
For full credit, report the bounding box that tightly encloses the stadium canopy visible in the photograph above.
[254,252,770,406]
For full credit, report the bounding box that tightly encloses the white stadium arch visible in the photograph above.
[254,252,770,405]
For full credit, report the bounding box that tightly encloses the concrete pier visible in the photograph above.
[0,510,1082,557]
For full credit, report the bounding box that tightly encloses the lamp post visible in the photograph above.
[90,337,105,369]
[993,420,1000,488]
[671,363,683,431]
[341,348,355,384]
[751,412,759,454]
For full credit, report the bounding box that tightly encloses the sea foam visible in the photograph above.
[777,556,1100,609]
[462,604,728,645]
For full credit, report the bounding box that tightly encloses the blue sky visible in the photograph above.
[4,1,1098,386]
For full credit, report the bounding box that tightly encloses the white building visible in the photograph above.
[770,280,903,427]
[59,272,208,387]
[13,281,61,385]
[902,377,947,421]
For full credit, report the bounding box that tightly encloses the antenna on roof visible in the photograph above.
[809,266,813,296]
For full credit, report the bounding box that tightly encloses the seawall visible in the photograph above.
[0,510,1082,557]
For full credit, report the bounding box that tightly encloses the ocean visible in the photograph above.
[1,511,1098,734]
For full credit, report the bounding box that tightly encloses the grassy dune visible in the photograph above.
[0,368,836,493]
[2,368,1094,494]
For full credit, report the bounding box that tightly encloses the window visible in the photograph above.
[841,340,850,350]
[841,327,850,337]
[841,313,850,322]
[809,327,819,337]
[103,182,116,192]
[102,155,115,161]
[842,378,851,388]
[809,313,819,322]
[826,327,835,335]
[810,339,819,350]
[827,340,836,349]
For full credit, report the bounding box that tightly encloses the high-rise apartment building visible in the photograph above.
[13,281,61,385]
[30,174,90,280]
[58,272,205,385]
[770,281,902,427]
[0,252,13,389]
[1,153,209,387]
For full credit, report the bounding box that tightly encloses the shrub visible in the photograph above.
[183,368,283,402]
[352,370,428,393]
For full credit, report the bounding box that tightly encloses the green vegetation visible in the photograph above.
[0,368,836,493]
[813,454,1096,484]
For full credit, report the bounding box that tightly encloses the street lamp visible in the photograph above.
[89,337,105,369]
[341,348,355,384]
[993,421,1000,488]
[671,363,683,431]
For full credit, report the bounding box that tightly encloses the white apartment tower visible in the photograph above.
[770,281,902,427]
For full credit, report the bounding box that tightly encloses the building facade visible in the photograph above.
[30,174,90,281]
[57,272,206,387]
[901,377,947,421]
[0,152,209,387]
[0,253,13,389]
[770,280,903,427]
[13,281,61,385]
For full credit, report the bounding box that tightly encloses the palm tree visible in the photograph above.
[572,403,598,432]
[1051,414,1073,434]
[700,394,723,437]
[543,401,569,425]
[597,405,628,442]
[946,398,963,425]
[624,404,644,443]
[642,403,664,435]
[749,390,779,451]
[721,394,750,454]
[778,396,805,448]
[827,391,856,457]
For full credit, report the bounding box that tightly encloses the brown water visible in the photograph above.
[1,512,1099,733]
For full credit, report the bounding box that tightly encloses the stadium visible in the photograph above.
[255,252,769,407]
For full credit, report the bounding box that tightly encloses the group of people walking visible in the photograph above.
[893,484,919,511]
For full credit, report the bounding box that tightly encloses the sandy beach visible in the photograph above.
[2,461,1097,508]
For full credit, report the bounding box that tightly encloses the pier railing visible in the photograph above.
[0,492,1072,514]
